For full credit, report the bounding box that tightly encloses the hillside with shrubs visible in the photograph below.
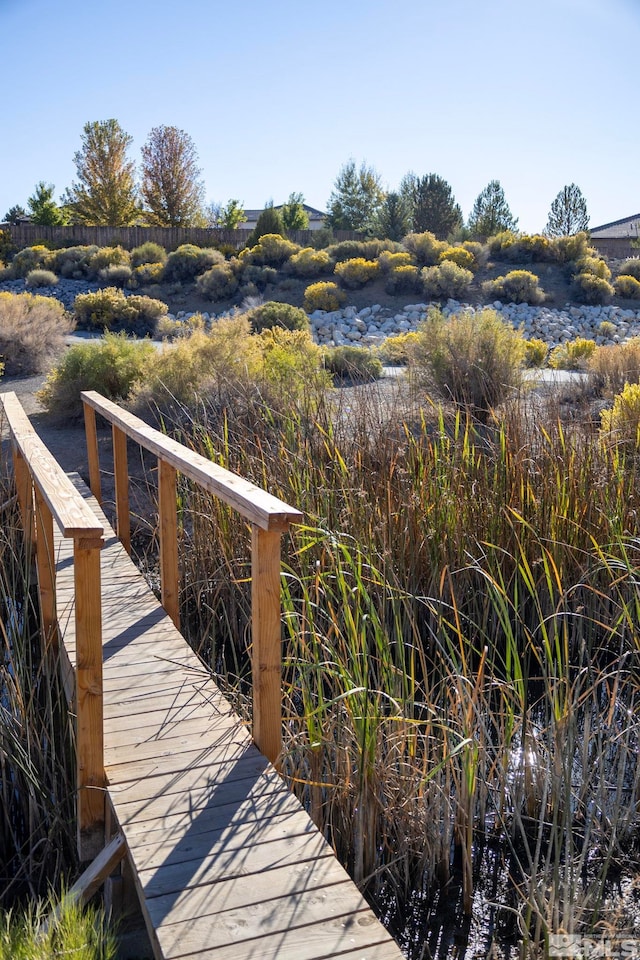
[3,230,640,337]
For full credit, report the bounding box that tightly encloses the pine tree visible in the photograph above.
[544,184,589,237]
[63,119,138,225]
[27,182,66,225]
[402,173,462,238]
[141,125,205,227]
[468,180,518,238]
[326,160,385,232]
[370,192,411,241]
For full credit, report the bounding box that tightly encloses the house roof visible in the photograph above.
[590,214,640,239]
[243,203,326,221]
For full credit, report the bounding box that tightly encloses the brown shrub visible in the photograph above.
[0,292,73,376]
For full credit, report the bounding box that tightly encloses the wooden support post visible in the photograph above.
[158,458,180,629]
[34,487,57,649]
[83,402,102,505]
[12,445,36,549]
[74,535,105,861]
[112,425,131,554]
[251,525,282,765]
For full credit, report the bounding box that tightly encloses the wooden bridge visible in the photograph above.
[1,390,405,960]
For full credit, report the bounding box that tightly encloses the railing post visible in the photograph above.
[112,425,131,555]
[251,525,283,764]
[74,534,105,861]
[12,445,36,549]
[83,400,102,505]
[34,487,58,649]
[158,458,180,629]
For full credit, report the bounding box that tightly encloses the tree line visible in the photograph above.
[3,119,590,240]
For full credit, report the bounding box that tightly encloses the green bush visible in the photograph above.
[576,256,611,280]
[488,232,553,263]
[131,318,263,413]
[87,245,131,278]
[438,245,477,271]
[240,263,279,290]
[548,336,597,370]
[403,231,448,267]
[259,326,330,401]
[130,241,167,266]
[572,272,614,305]
[0,291,73,375]
[246,300,309,333]
[323,345,383,383]
[377,250,413,273]
[287,247,333,278]
[461,240,485,266]
[617,258,640,281]
[326,239,399,263]
[410,307,525,420]
[552,231,592,263]
[163,244,225,282]
[614,275,640,299]
[523,337,549,368]
[99,263,133,287]
[196,262,239,301]
[25,268,58,288]
[376,331,421,365]
[384,264,420,295]
[243,233,299,267]
[51,245,98,278]
[421,260,473,299]
[132,261,165,285]
[10,244,53,277]
[303,281,347,312]
[334,257,379,289]
[600,381,640,447]
[38,332,155,419]
[482,269,545,304]
[73,287,168,333]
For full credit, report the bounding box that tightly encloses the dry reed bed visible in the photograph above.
[130,376,640,957]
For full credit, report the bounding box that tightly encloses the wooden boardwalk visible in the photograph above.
[2,391,405,960]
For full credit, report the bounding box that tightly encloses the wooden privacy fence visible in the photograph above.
[80,389,303,764]
[1,391,106,859]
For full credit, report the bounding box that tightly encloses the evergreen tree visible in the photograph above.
[370,192,411,241]
[63,119,138,225]
[402,173,462,238]
[280,192,309,231]
[141,125,205,227]
[544,184,589,237]
[326,159,385,232]
[27,182,66,225]
[3,204,27,224]
[468,180,518,238]
[248,202,285,245]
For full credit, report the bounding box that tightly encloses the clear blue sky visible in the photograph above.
[1,0,637,233]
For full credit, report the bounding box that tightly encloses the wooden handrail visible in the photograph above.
[81,390,302,530]
[1,391,105,861]
[3,392,103,538]
[80,390,303,764]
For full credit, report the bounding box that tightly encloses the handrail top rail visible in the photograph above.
[1,392,104,539]
[81,391,303,531]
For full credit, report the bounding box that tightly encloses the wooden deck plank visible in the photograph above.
[51,474,404,960]
[130,808,319,871]
[155,892,375,959]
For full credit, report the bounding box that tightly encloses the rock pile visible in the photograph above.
[305,301,640,349]
[3,275,640,349]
